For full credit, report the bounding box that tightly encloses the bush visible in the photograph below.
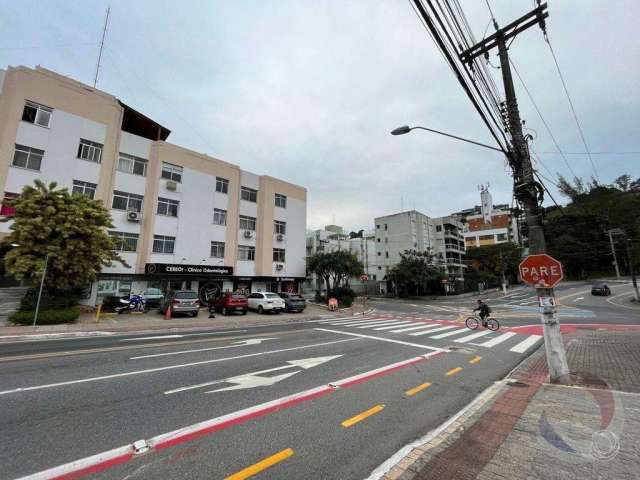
[340,296,354,307]
[328,286,356,307]
[9,307,80,325]
[19,287,81,311]
[314,291,325,303]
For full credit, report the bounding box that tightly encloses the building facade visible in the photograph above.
[0,66,306,304]
[432,215,466,288]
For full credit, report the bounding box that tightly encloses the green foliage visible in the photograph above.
[465,242,522,287]
[19,287,82,311]
[547,175,640,279]
[307,251,364,292]
[9,307,80,325]
[2,180,127,290]
[328,286,356,307]
[386,250,444,297]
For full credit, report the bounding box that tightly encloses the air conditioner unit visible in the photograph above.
[127,210,142,222]
[243,230,253,239]
[276,233,284,241]
[275,263,284,271]
[166,180,177,191]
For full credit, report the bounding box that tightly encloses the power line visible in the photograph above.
[536,151,640,155]
[544,32,599,180]
[508,57,578,180]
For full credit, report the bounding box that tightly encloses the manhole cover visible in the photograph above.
[507,380,528,388]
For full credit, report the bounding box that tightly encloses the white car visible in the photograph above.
[247,292,285,314]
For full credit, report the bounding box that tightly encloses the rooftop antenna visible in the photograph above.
[93,6,111,88]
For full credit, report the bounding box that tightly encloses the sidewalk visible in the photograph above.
[380,330,640,480]
[0,304,371,341]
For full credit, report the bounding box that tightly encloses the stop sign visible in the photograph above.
[519,254,563,288]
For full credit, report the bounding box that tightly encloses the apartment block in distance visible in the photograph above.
[0,65,306,304]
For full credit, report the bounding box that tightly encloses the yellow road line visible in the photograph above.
[469,356,482,364]
[446,367,463,376]
[225,448,295,480]
[341,404,385,427]
[405,382,432,397]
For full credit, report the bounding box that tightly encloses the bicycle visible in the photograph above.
[465,315,499,331]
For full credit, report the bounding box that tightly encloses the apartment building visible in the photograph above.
[432,215,466,287]
[0,65,306,304]
[453,187,520,248]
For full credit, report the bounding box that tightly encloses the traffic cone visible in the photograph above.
[165,305,172,320]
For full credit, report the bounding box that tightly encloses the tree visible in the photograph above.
[464,242,522,288]
[2,180,126,292]
[307,250,364,293]
[386,250,444,297]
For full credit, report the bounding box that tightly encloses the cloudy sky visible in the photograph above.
[2,1,639,231]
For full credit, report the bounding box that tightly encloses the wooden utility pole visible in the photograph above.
[461,2,570,383]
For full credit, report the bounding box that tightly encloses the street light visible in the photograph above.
[390,125,504,152]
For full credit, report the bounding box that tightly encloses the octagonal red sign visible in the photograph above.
[519,254,563,288]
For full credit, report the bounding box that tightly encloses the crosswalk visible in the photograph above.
[316,315,543,354]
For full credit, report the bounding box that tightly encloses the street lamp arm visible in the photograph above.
[391,125,505,153]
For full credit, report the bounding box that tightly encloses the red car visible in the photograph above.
[209,292,248,316]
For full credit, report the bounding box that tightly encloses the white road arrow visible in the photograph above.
[164,355,342,395]
[131,338,279,360]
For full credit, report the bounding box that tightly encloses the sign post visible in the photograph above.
[519,254,569,382]
[360,274,369,315]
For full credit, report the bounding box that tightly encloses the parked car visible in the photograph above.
[279,292,306,313]
[159,290,200,316]
[210,292,248,315]
[247,292,285,314]
[591,283,611,296]
[142,288,164,309]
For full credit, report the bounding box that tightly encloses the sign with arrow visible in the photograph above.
[164,355,342,395]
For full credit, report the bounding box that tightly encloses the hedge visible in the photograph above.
[9,307,80,325]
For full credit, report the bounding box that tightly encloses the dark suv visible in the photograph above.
[279,293,306,313]
[591,283,611,296]
[210,292,248,315]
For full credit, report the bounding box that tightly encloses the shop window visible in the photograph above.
[157,197,179,217]
[22,101,52,128]
[238,245,255,261]
[153,235,175,254]
[216,177,229,194]
[1,192,19,217]
[12,144,44,171]
[77,139,103,163]
[241,186,258,203]
[213,208,227,226]
[161,162,182,183]
[72,180,97,199]
[210,241,225,258]
[117,153,148,176]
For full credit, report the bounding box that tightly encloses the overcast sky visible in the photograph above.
[2,1,639,231]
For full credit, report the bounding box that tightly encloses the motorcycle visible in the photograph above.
[115,294,147,314]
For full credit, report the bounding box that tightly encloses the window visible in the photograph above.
[1,192,19,217]
[77,139,103,163]
[22,101,52,128]
[12,144,44,171]
[373,274,377,280]
[216,177,229,194]
[273,248,286,262]
[117,153,147,177]
[436,225,442,232]
[377,252,381,256]
[496,233,507,241]
[161,162,183,182]
[378,266,382,270]
[239,215,256,231]
[72,180,97,199]
[152,235,175,254]
[210,241,225,258]
[238,245,255,261]
[109,231,139,252]
[241,186,258,202]
[384,224,388,230]
[112,190,143,212]
[213,208,227,226]
[479,234,494,241]
[275,193,287,208]
[376,225,380,229]
[274,220,286,235]
[377,238,380,242]
[385,252,389,258]
[157,197,179,217]
[385,238,388,243]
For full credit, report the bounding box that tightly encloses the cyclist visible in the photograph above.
[473,299,491,327]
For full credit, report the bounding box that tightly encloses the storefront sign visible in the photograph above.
[145,263,233,276]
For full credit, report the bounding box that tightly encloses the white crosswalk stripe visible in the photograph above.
[389,324,441,333]
[474,332,517,348]
[330,319,391,326]
[429,328,469,339]
[453,330,494,343]
[510,335,543,353]
[409,325,458,336]
[358,320,410,329]
[372,322,416,331]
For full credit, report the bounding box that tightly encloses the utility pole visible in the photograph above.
[625,237,640,302]
[461,2,570,383]
[93,7,111,88]
[607,229,621,278]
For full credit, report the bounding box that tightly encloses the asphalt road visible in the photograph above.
[1,284,638,480]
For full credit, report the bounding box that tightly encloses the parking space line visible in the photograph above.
[446,367,463,376]
[341,404,385,427]
[405,382,432,397]
[225,448,294,480]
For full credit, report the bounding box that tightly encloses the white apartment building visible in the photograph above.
[0,66,307,304]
